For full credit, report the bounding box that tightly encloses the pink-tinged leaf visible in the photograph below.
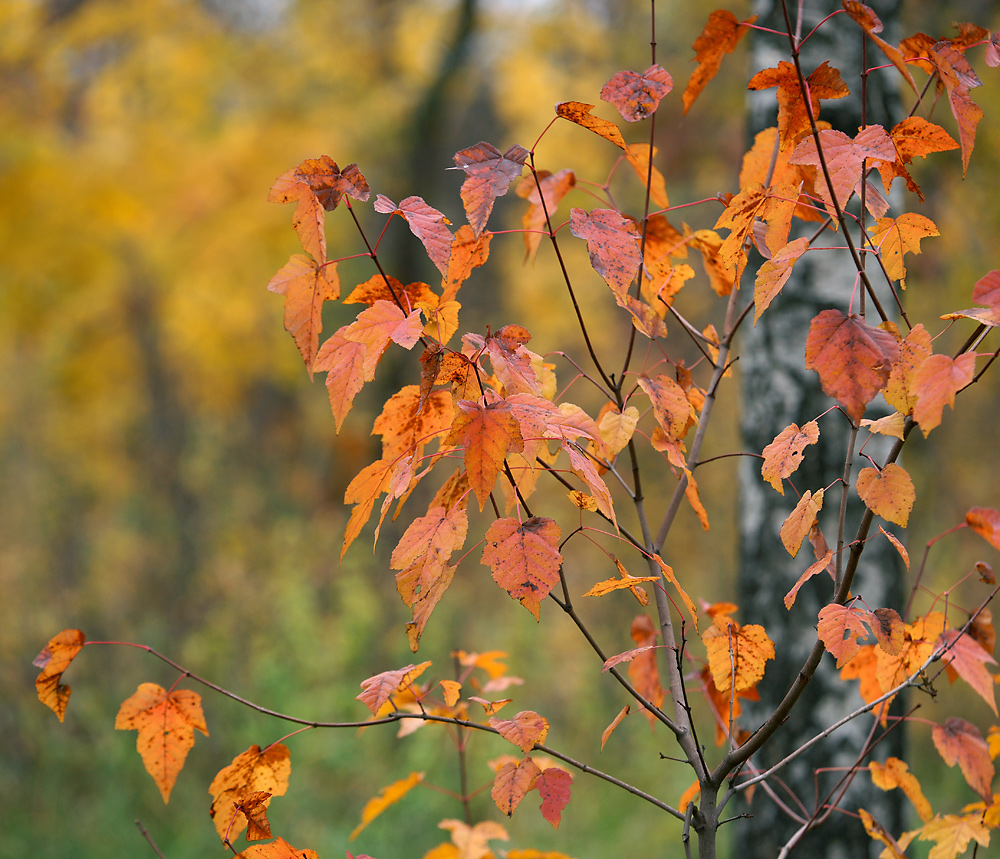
[489,710,549,753]
[755,237,810,323]
[563,444,617,530]
[374,195,453,276]
[938,629,998,715]
[570,208,642,296]
[315,332,366,433]
[291,190,326,262]
[967,507,1000,552]
[452,142,529,236]
[357,662,432,716]
[817,603,871,667]
[267,255,341,375]
[912,352,976,437]
[482,517,562,620]
[518,169,576,262]
[555,102,627,150]
[492,756,542,817]
[534,767,573,829]
[292,156,370,210]
[972,270,1000,313]
[932,717,995,803]
[602,645,660,673]
[34,629,86,722]
[601,64,674,122]
[445,400,525,510]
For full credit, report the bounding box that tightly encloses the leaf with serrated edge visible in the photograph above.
[683,10,757,114]
[209,744,290,841]
[932,717,995,803]
[761,420,819,494]
[912,353,976,437]
[555,102,626,150]
[490,711,549,753]
[601,64,673,122]
[482,517,562,620]
[357,662,432,716]
[534,766,572,829]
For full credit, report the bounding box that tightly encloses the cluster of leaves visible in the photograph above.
[32,4,1000,858]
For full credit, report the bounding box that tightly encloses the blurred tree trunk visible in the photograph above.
[737,2,906,856]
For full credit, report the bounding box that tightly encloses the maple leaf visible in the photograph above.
[490,710,550,753]
[517,169,576,263]
[967,507,1000,552]
[267,255,340,374]
[438,819,509,859]
[600,64,673,122]
[583,560,659,605]
[754,237,810,323]
[445,399,524,510]
[492,756,542,817]
[702,613,775,693]
[877,117,959,199]
[932,717,995,803]
[289,156,370,211]
[357,662,432,716]
[350,771,424,841]
[912,352,976,436]
[842,2,916,92]
[345,273,435,310]
[817,603,873,667]
[481,517,562,620]
[209,744,291,842]
[870,757,933,822]
[804,309,900,423]
[868,214,939,288]
[683,9,757,114]
[713,182,798,284]
[789,126,896,220]
[534,766,573,829]
[115,683,208,803]
[451,142,528,237]
[33,628,85,722]
[374,195,453,276]
[748,60,849,149]
[687,228,737,295]
[938,629,998,715]
[569,207,642,296]
[555,102,627,150]
[464,326,542,396]
[780,489,824,557]
[917,813,991,859]
[924,41,984,177]
[374,385,455,465]
[441,225,493,303]
[563,443,618,529]
[856,462,915,528]
[883,323,933,416]
[761,420,819,494]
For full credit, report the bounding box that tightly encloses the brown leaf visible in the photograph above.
[534,766,572,829]
[452,143,529,236]
[235,791,274,841]
[209,744,291,842]
[601,64,673,122]
[569,207,642,296]
[290,156,370,210]
[34,628,85,722]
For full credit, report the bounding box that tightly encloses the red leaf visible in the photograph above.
[972,270,1000,313]
[374,195,453,276]
[600,64,674,122]
[569,208,642,296]
[967,507,1000,551]
[534,766,573,829]
[452,142,529,236]
[481,517,563,620]
[683,10,757,114]
[291,156,370,210]
[555,102,627,150]
[932,717,995,803]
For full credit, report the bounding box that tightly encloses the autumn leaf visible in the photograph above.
[748,60,849,149]
[518,169,576,263]
[623,144,669,209]
[932,717,995,803]
[490,711,550,753]
[445,399,525,510]
[441,225,493,303]
[555,102,627,150]
[842,2,916,92]
[878,117,959,200]
[938,629,998,715]
[345,273,435,310]
[288,156,370,210]
[972,270,1000,313]
[492,756,542,817]
[761,420,819,494]
[780,489,824,556]
[357,662,432,716]
[883,323,933,416]
[600,64,673,122]
[702,613,775,693]
[534,766,572,828]
[784,550,834,610]
[916,813,990,859]
[209,744,290,842]
[33,628,85,722]
[683,9,757,114]
[601,705,630,750]
[451,142,528,236]
[869,757,933,822]
[350,771,424,840]
[924,41,984,176]
[267,255,340,374]
[237,837,319,859]
[912,352,976,436]
[856,462,915,527]
[629,614,665,724]
[804,309,900,422]
[481,517,562,620]
[638,373,693,441]
[235,791,275,841]
[437,819,509,859]
[868,214,939,288]
[569,207,642,296]
[583,559,659,605]
[374,194,453,276]
[817,603,873,667]
[754,237,810,323]
[713,182,798,284]
[115,683,208,803]
[967,508,1000,552]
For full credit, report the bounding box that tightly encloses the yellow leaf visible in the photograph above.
[350,771,424,840]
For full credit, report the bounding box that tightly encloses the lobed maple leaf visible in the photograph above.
[923,41,983,177]
[452,142,529,237]
[804,309,900,423]
[877,117,958,200]
[932,717,995,803]
[492,756,542,817]
[912,352,976,436]
[267,254,340,374]
[748,60,848,149]
[713,182,797,284]
[868,214,939,288]
[600,64,673,122]
[345,273,435,310]
[445,399,525,510]
[33,628,85,722]
[761,420,819,494]
[683,9,757,114]
[490,710,549,753]
[856,462,915,528]
[357,662,432,716]
[288,156,370,211]
[374,195,453,276]
[481,517,562,620]
[209,744,290,841]
[534,766,573,829]
[350,771,424,841]
[869,757,933,823]
[817,603,873,667]
[555,102,626,150]
[754,237,810,323]
[569,207,642,296]
[237,838,319,859]
[917,813,991,859]
[115,683,208,803]
[842,2,916,92]
[883,323,932,416]
[939,628,998,714]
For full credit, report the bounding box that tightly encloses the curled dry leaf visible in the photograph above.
[34,628,85,723]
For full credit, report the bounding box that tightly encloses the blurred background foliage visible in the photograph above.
[1,0,998,857]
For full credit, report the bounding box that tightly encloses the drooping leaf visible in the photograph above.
[569,207,642,296]
[856,462,915,527]
[754,237,810,323]
[234,791,274,841]
[780,489,824,557]
[883,323,933,416]
[445,399,525,510]
[629,614,665,725]
[481,517,562,620]
[437,819,509,859]
[869,757,933,822]
[868,214,939,288]
[517,169,576,263]
[804,309,900,422]
[761,420,820,494]
[972,270,1000,313]
[600,64,674,122]
[878,117,959,200]
[350,771,424,841]
[841,2,916,91]
[237,837,319,859]
[115,683,209,803]
[931,717,995,803]
[316,332,366,432]
[374,195,453,276]
[784,550,834,610]
[267,255,340,374]
[870,607,905,656]
[452,143,529,237]
[288,156,370,210]
[747,60,849,149]
[938,629,998,715]
[209,744,291,842]
[702,612,775,693]
[920,41,984,176]
[638,373,693,441]
[33,628,85,722]
[817,603,872,667]
[534,766,573,829]
[912,352,976,436]
[555,102,627,150]
[356,662,433,716]
[490,711,550,753]
[624,144,669,209]
[583,560,659,604]
[601,705,630,750]
[967,507,1000,551]
[682,9,757,114]
[442,225,493,303]
[492,756,542,817]
[713,183,798,284]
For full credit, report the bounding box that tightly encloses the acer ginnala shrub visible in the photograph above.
[33,5,1000,859]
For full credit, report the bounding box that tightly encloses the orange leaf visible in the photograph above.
[437,819,509,859]
[869,757,933,822]
[555,102,626,150]
[862,412,906,440]
[817,603,872,667]
[316,332,367,433]
[780,489,824,557]
[445,399,525,510]
[973,270,1000,313]
[871,607,905,656]
[878,117,959,200]
[490,710,550,753]
[345,273,435,310]
[761,420,819,494]
[267,255,340,375]
[925,42,984,177]
[563,444,617,529]
[868,214,939,288]
[688,228,736,295]
[234,791,275,841]
[357,662,432,716]
[624,144,669,209]
[288,156,370,211]
[702,614,775,693]
[932,717,995,803]
[115,683,208,803]
[569,207,642,296]
[880,525,910,569]
[938,629,998,715]
[912,352,976,436]
[583,560,659,605]
[916,813,990,859]
[350,771,424,841]
[804,309,900,422]
[967,507,1000,551]
[601,705,630,750]
[374,195,453,276]
[713,183,798,284]
[754,237,810,323]
[33,628,85,722]
[492,756,542,817]
[654,554,700,632]
[600,64,673,122]
[238,837,319,859]
[748,60,849,149]
[629,614,665,724]
[534,766,572,829]
[841,2,916,92]
[784,550,834,610]
[482,517,562,620]
[638,373,693,441]
[856,462,915,527]
[442,225,492,303]
[518,169,575,263]
[883,323,932,416]
[683,9,757,114]
[209,744,290,842]
[452,143,528,237]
